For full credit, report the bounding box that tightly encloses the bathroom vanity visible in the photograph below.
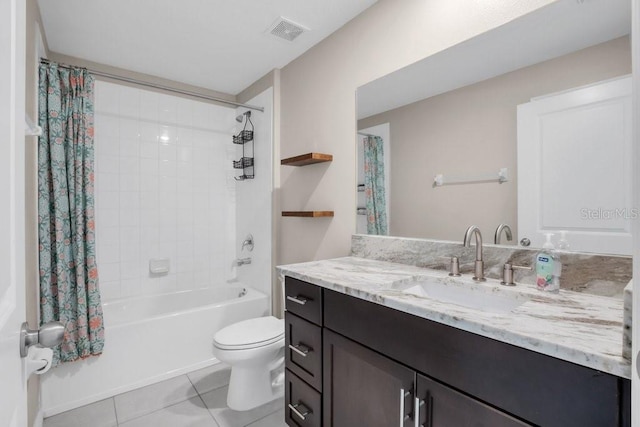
[279,257,631,427]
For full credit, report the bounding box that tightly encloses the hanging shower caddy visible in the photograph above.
[233,112,255,180]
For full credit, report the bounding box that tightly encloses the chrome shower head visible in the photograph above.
[235,111,251,123]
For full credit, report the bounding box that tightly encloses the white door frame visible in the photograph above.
[632,0,640,424]
[0,0,28,425]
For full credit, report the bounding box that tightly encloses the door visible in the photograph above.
[323,329,415,427]
[415,374,530,427]
[0,0,28,425]
[517,76,633,254]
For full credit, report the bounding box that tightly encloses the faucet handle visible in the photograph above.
[501,263,532,286]
[439,256,461,277]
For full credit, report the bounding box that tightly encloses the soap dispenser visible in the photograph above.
[535,233,560,293]
[557,231,570,251]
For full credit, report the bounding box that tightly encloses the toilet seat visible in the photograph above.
[214,316,284,350]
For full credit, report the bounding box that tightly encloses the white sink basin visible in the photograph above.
[401,280,529,314]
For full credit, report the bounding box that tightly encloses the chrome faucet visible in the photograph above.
[494,224,513,244]
[463,225,486,281]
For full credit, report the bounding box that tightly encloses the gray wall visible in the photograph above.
[277,0,557,265]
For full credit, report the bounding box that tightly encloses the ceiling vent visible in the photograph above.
[268,17,307,42]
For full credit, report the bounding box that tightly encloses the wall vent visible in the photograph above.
[267,17,307,42]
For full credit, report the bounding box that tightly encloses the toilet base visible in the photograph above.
[227,362,284,411]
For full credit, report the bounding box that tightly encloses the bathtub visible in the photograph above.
[40,285,269,417]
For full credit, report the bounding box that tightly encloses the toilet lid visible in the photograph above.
[213,316,284,350]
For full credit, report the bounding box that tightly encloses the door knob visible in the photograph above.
[20,321,64,357]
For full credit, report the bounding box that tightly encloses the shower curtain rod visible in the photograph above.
[358,132,377,138]
[40,58,264,112]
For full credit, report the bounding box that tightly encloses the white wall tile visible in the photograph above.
[97,137,120,158]
[118,86,140,119]
[100,263,120,283]
[140,142,158,159]
[120,174,140,192]
[158,175,178,193]
[99,281,121,301]
[158,126,177,144]
[97,174,119,193]
[177,146,193,163]
[95,81,237,302]
[158,160,177,177]
[120,157,140,176]
[120,278,142,298]
[158,94,177,124]
[176,100,193,128]
[96,85,119,115]
[139,122,158,143]
[176,272,195,289]
[176,127,193,146]
[139,175,158,193]
[121,261,141,279]
[98,244,120,264]
[139,92,159,121]
[99,155,120,174]
[120,138,140,158]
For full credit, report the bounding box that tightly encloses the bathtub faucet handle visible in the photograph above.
[241,234,254,252]
[235,257,252,266]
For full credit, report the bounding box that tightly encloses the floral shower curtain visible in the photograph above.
[38,62,104,365]
[363,136,388,235]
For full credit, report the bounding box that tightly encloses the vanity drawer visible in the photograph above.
[286,312,322,391]
[285,277,323,326]
[286,369,322,427]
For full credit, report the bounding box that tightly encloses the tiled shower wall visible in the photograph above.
[94,81,237,301]
[235,88,273,298]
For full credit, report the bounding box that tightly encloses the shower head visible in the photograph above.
[235,111,251,123]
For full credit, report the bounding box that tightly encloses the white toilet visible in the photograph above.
[213,316,285,411]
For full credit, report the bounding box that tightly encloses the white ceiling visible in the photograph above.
[38,0,377,95]
[357,0,631,119]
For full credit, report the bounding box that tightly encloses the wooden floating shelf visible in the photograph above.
[282,211,335,218]
[281,153,333,167]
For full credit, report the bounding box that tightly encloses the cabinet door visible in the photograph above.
[416,374,530,427]
[323,329,415,427]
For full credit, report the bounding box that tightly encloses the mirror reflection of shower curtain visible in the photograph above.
[363,136,388,235]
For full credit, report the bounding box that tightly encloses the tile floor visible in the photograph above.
[43,364,286,427]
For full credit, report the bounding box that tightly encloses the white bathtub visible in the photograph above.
[41,285,269,417]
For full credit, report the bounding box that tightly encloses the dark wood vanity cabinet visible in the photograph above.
[323,329,415,427]
[414,375,529,427]
[323,328,528,427]
[285,277,324,427]
[284,276,631,427]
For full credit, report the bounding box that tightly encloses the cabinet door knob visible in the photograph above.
[286,295,308,305]
[289,343,311,357]
[288,402,311,420]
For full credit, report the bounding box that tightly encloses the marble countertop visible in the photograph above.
[277,256,631,379]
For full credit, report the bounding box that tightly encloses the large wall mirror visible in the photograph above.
[356,0,631,255]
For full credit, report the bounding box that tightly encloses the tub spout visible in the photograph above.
[235,257,252,266]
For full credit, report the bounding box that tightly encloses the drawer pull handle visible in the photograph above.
[289,343,311,357]
[289,402,311,420]
[287,295,309,305]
